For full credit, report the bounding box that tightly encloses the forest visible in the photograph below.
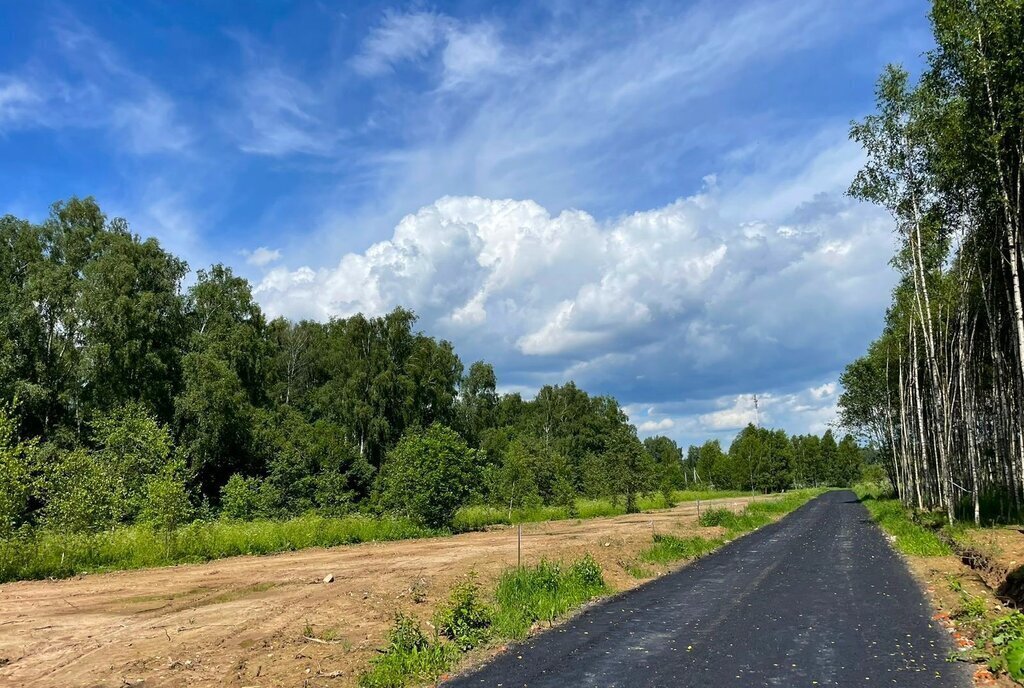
[839,1,1024,524]
[0,197,861,543]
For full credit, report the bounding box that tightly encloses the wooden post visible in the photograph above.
[517,524,522,568]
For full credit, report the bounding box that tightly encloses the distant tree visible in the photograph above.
[220,474,281,520]
[0,402,35,536]
[644,435,684,505]
[819,430,840,486]
[376,424,478,529]
[605,426,655,513]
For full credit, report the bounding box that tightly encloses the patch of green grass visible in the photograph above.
[492,555,608,639]
[359,613,459,688]
[853,491,952,556]
[639,534,724,564]
[359,555,611,686]
[639,489,824,567]
[626,563,653,579]
[451,490,751,531]
[433,576,493,650]
[0,514,433,583]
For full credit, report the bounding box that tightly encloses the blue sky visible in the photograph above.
[0,1,933,447]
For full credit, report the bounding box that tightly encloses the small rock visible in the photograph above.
[323,574,335,584]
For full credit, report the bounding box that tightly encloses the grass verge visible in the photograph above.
[636,488,825,567]
[0,489,755,583]
[852,485,951,556]
[0,514,432,583]
[360,555,608,687]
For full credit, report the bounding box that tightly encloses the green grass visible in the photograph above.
[492,555,608,639]
[640,534,724,564]
[0,489,759,584]
[0,514,433,583]
[360,555,610,686]
[452,489,750,530]
[638,488,825,566]
[853,486,951,556]
[359,613,460,688]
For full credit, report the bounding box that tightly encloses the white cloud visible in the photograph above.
[0,17,191,155]
[638,417,675,432]
[351,9,507,87]
[0,76,41,130]
[233,66,340,157]
[243,246,282,267]
[351,10,450,76]
[255,187,894,427]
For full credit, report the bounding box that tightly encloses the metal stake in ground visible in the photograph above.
[517,524,522,568]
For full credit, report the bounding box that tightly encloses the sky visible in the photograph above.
[0,0,934,448]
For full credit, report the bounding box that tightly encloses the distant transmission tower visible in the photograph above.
[753,394,760,427]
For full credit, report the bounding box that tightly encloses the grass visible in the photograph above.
[492,554,608,639]
[0,514,432,583]
[637,488,825,567]
[360,555,609,686]
[0,488,757,583]
[853,484,952,556]
[640,534,724,564]
[452,489,750,531]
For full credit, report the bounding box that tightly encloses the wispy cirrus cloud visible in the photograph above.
[0,15,190,154]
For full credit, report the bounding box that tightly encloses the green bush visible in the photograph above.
[376,424,478,530]
[359,613,458,688]
[138,462,193,531]
[492,555,608,639]
[220,473,281,520]
[433,577,493,650]
[697,508,733,527]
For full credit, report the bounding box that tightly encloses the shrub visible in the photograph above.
[220,473,280,520]
[359,613,458,688]
[433,577,493,650]
[697,508,733,527]
[492,555,607,639]
[375,424,478,530]
[139,462,193,531]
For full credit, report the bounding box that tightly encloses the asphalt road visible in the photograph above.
[445,490,970,687]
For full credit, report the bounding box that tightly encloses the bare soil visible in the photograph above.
[0,496,759,688]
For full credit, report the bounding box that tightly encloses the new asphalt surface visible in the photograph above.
[445,490,971,687]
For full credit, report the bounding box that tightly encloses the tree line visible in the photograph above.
[0,198,861,534]
[839,1,1024,523]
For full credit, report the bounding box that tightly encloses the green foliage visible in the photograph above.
[138,462,193,531]
[854,488,951,556]
[376,424,478,529]
[359,613,459,688]
[492,555,607,639]
[0,513,430,583]
[0,402,35,536]
[433,577,493,650]
[219,474,281,520]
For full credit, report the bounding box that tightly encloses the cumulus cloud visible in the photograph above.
[243,246,282,267]
[255,186,894,443]
[638,417,676,432]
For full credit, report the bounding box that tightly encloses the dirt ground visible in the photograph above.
[0,496,760,688]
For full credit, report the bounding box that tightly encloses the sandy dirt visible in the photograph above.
[0,496,760,688]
